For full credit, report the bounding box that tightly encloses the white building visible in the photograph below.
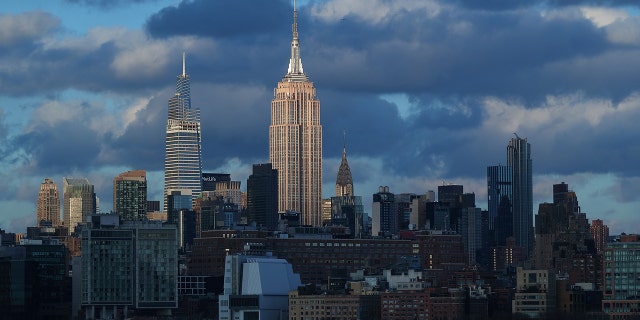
[219,254,301,320]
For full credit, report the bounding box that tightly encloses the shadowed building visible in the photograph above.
[269,1,322,226]
[507,135,534,257]
[246,163,279,230]
[487,165,512,245]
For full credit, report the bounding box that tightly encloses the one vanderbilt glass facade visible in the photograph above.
[164,54,202,210]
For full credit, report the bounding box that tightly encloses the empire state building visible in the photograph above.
[269,1,322,226]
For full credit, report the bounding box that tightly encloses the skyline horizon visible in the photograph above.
[2,0,640,235]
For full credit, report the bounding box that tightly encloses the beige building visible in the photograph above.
[37,178,61,226]
[512,267,556,318]
[63,177,96,235]
[269,4,322,226]
[289,290,380,320]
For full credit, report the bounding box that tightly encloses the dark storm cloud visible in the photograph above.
[65,0,160,9]
[145,0,291,38]
[304,6,615,102]
[16,117,103,173]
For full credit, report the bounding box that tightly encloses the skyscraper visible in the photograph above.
[246,163,279,230]
[37,178,61,227]
[113,170,147,221]
[269,2,322,226]
[63,178,96,235]
[372,186,397,236]
[487,165,513,246]
[164,53,202,211]
[336,132,353,197]
[507,135,533,256]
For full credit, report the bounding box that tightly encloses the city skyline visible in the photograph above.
[2,0,640,234]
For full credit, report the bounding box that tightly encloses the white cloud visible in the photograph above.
[581,7,629,28]
[0,11,59,45]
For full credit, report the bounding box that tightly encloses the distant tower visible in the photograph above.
[590,219,609,254]
[246,163,279,230]
[164,52,202,211]
[37,178,61,227]
[507,134,534,256]
[335,131,353,197]
[269,1,322,226]
[63,178,96,234]
[113,170,147,221]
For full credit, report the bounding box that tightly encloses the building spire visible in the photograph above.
[342,130,347,157]
[285,0,308,81]
[182,51,186,77]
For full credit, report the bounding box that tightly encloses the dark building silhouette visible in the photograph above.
[201,173,231,192]
[372,186,397,236]
[534,183,600,286]
[487,165,512,240]
[246,163,279,230]
[438,184,463,231]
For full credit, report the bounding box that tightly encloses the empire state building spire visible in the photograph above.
[285,0,308,81]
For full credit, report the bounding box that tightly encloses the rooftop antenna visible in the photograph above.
[182,51,186,77]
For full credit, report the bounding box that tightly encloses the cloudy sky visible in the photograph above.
[2,0,640,234]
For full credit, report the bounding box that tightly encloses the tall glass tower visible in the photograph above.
[164,53,202,211]
[507,135,533,256]
[487,165,513,246]
[269,1,322,226]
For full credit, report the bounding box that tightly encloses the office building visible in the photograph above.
[113,170,147,221]
[603,235,640,318]
[212,180,242,206]
[80,215,177,319]
[289,291,380,320]
[246,163,279,230]
[218,254,301,320]
[512,267,556,318]
[460,207,483,265]
[164,53,202,210]
[36,178,61,227]
[63,177,96,235]
[166,189,193,225]
[507,135,534,256]
[330,195,364,238]
[201,173,231,192]
[438,184,463,231]
[269,2,322,226]
[487,165,512,235]
[372,186,397,236]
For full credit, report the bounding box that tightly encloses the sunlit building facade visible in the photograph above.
[164,53,202,211]
[37,178,61,227]
[269,3,322,226]
[63,177,96,235]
